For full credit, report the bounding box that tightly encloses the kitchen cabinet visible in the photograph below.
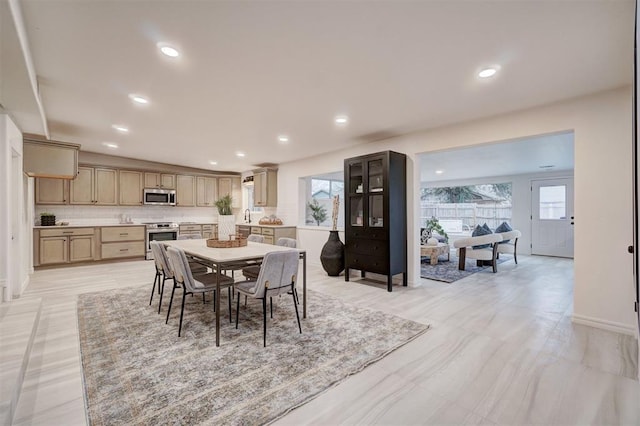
[100,226,145,259]
[37,227,95,265]
[202,224,216,239]
[236,225,250,238]
[253,169,277,207]
[176,175,196,207]
[178,223,217,239]
[246,225,296,245]
[196,176,217,207]
[70,166,118,205]
[35,177,68,204]
[144,172,176,189]
[119,170,144,205]
[218,177,242,208]
[344,151,407,291]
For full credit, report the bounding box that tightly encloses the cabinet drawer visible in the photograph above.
[101,226,144,242]
[263,235,274,245]
[347,238,388,256]
[346,229,386,240]
[101,242,145,259]
[40,227,94,237]
[346,254,388,274]
[250,227,262,234]
[179,225,202,232]
[202,224,214,231]
[261,227,274,236]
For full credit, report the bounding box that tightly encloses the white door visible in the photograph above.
[531,178,574,258]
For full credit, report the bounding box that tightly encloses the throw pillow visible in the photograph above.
[471,224,492,249]
[482,223,492,233]
[420,228,429,245]
[495,221,513,244]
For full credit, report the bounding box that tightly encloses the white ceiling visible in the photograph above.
[2,0,633,172]
[419,131,574,184]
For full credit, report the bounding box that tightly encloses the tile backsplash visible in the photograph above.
[34,205,242,225]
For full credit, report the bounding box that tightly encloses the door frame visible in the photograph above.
[530,176,575,258]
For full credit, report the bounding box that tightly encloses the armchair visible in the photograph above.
[496,230,521,264]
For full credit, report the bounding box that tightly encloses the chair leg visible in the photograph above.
[158,276,167,314]
[492,244,499,273]
[178,290,187,337]
[149,272,159,305]
[166,281,177,324]
[458,247,466,270]
[235,291,241,329]
[270,297,273,319]
[514,239,519,264]
[244,295,247,306]
[292,285,302,334]
[228,287,232,323]
[262,296,267,347]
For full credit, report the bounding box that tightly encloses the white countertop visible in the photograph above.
[34,223,146,229]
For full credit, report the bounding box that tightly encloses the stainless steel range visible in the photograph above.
[144,222,178,260]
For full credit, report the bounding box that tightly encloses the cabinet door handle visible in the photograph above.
[120,248,129,252]
[63,231,73,234]
[120,233,129,236]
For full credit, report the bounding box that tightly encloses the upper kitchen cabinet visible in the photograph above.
[196,176,217,207]
[253,169,277,207]
[144,172,176,189]
[35,177,69,204]
[70,166,118,205]
[218,177,242,208]
[176,175,196,207]
[119,170,144,205]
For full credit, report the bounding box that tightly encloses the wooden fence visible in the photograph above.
[421,202,512,231]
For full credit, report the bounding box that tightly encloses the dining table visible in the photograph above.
[163,239,307,346]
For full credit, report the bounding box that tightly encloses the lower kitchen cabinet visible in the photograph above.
[244,225,296,245]
[37,227,96,265]
[100,226,145,259]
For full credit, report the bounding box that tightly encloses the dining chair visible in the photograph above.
[247,234,264,243]
[223,234,265,279]
[234,250,301,347]
[165,246,235,336]
[177,233,208,274]
[242,237,297,280]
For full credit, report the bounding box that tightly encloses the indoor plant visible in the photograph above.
[215,195,235,240]
[307,199,328,226]
[424,216,448,242]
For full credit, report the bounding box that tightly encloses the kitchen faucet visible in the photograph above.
[244,209,251,223]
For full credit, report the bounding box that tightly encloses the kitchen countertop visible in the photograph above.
[34,223,146,229]
[236,223,295,228]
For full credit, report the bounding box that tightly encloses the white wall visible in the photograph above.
[423,169,575,256]
[0,114,31,301]
[276,87,635,335]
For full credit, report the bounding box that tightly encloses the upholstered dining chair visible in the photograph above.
[165,246,235,337]
[247,234,265,243]
[234,250,301,347]
[242,237,297,280]
[177,233,208,274]
[222,233,266,280]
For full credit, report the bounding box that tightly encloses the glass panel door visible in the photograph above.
[369,195,384,227]
[350,197,364,226]
[368,159,384,193]
[349,162,364,194]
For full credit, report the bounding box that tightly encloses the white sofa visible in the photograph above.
[452,233,503,273]
[495,229,521,264]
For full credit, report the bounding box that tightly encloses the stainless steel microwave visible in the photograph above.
[143,188,176,206]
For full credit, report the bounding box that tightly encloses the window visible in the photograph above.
[304,173,344,227]
[420,182,512,231]
[243,185,263,213]
[539,185,566,219]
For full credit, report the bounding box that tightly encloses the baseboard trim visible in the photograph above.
[572,313,637,336]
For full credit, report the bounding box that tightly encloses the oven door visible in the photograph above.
[146,230,178,259]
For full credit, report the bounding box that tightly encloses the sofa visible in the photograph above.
[452,233,503,273]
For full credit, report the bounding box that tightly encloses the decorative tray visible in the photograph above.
[206,237,247,248]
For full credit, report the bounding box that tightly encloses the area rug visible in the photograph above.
[420,254,510,283]
[77,286,430,425]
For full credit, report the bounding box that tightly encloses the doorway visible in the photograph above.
[531,177,574,258]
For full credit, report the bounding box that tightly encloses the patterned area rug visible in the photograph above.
[420,254,510,283]
[77,286,429,425]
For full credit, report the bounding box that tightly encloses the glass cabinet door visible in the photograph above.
[368,158,384,193]
[369,194,384,227]
[350,196,364,226]
[349,162,364,194]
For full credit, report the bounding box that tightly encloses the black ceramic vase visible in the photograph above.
[320,230,345,276]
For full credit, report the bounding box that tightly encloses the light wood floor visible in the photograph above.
[9,254,640,425]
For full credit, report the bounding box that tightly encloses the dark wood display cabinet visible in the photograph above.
[344,150,407,291]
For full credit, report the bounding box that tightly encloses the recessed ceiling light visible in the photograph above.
[157,43,179,58]
[112,125,129,133]
[102,142,118,149]
[435,170,444,174]
[478,67,498,78]
[236,152,246,158]
[335,115,349,125]
[209,160,218,166]
[128,94,149,105]
[278,135,289,143]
